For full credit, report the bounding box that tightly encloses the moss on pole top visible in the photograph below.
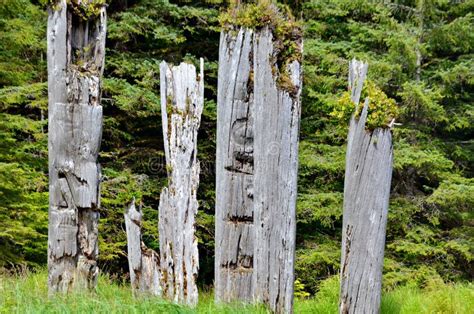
[220,1,297,29]
[69,0,106,20]
[220,1,303,96]
[48,0,106,20]
[220,1,302,49]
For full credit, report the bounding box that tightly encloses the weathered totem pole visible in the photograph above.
[124,199,161,296]
[158,60,204,306]
[47,0,106,292]
[215,27,255,303]
[339,60,394,314]
[215,3,302,313]
[253,27,302,314]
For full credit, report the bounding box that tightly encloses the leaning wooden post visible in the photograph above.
[339,60,394,314]
[124,199,161,296]
[47,0,106,292]
[215,3,302,313]
[158,60,204,306]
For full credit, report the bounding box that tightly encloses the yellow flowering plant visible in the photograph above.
[333,80,399,130]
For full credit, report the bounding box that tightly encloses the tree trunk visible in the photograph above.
[339,60,393,314]
[158,60,204,306]
[47,0,106,293]
[415,1,424,82]
[215,26,302,314]
[124,199,161,296]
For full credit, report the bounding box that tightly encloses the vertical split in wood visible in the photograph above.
[124,199,161,296]
[47,0,106,293]
[339,59,393,314]
[158,60,204,306]
[215,26,302,314]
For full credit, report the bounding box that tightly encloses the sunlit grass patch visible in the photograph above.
[1,270,472,313]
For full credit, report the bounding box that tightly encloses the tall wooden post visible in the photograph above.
[158,60,204,306]
[215,15,302,314]
[47,0,106,293]
[339,60,393,314]
[215,28,255,302]
[124,199,161,296]
[253,27,302,314]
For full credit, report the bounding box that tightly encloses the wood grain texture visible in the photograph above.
[158,60,204,306]
[339,60,393,314]
[215,27,302,314]
[253,28,302,314]
[124,199,161,296]
[47,0,106,293]
[215,28,256,303]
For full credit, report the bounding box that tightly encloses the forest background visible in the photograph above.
[0,0,472,296]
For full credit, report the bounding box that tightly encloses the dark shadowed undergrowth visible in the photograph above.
[0,269,472,313]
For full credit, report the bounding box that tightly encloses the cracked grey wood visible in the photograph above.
[339,60,393,314]
[215,26,302,314]
[158,60,204,306]
[124,199,161,296]
[215,28,255,303]
[253,28,302,314]
[47,0,106,293]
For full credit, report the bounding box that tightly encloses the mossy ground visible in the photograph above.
[1,270,472,313]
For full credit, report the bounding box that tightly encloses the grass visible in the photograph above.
[0,270,472,313]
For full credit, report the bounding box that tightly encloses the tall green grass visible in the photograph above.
[0,270,472,313]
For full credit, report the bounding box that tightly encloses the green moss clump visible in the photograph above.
[166,96,174,116]
[48,0,62,11]
[220,1,281,30]
[47,0,105,18]
[166,95,188,117]
[68,0,106,21]
[220,1,302,96]
[332,80,399,130]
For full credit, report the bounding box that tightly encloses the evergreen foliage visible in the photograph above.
[298,0,473,293]
[0,0,472,296]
